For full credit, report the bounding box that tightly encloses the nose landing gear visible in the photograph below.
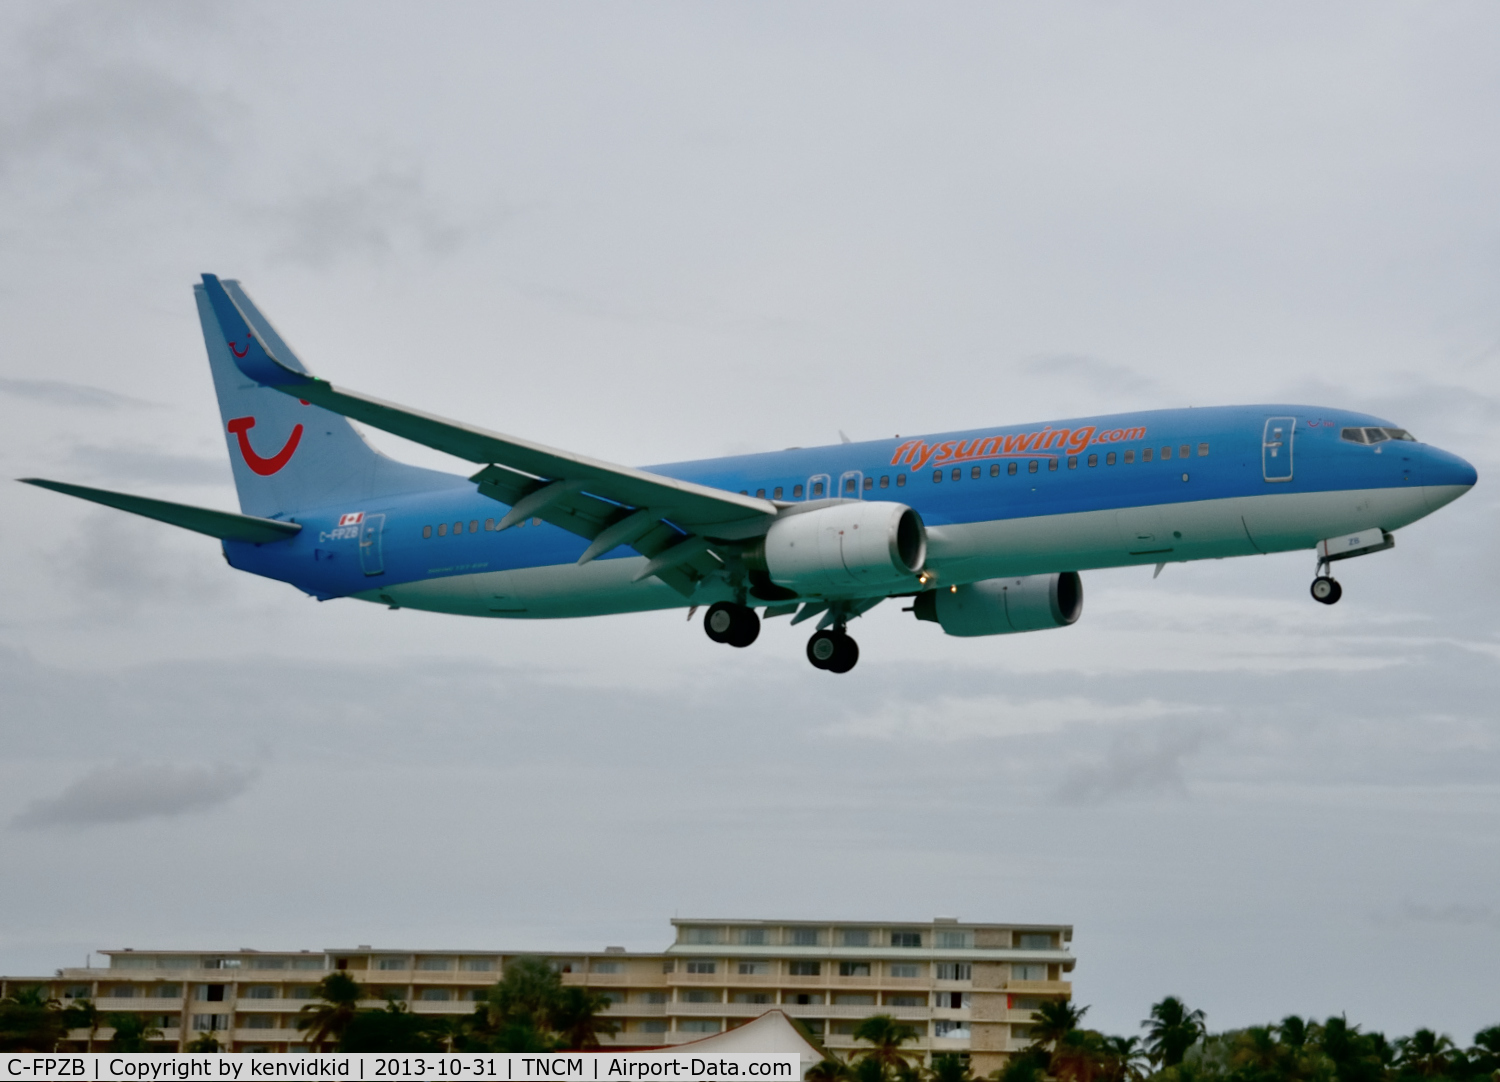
[1310,575,1342,605]
[703,601,760,647]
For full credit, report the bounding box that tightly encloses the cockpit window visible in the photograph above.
[1342,426,1416,444]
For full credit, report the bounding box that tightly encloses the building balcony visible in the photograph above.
[1002,981,1071,994]
[94,997,183,1011]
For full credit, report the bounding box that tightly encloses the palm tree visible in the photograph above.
[61,998,101,1052]
[1142,996,1206,1068]
[1031,1000,1089,1053]
[551,986,619,1050]
[296,971,367,1050]
[1469,1026,1500,1077]
[928,1054,973,1082]
[1051,1029,1108,1082]
[108,1013,163,1052]
[1397,1029,1456,1078]
[852,1015,919,1081]
[185,1031,223,1052]
[1098,1035,1148,1082]
[0,986,67,1052]
[807,1059,854,1082]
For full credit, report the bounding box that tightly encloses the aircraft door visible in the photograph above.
[359,513,386,576]
[1263,417,1295,482]
[839,471,864,499]
[806,474,830,500]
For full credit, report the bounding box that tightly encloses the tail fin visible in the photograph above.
[195,276,455,517]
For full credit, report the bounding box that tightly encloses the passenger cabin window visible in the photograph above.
[896,474,906,486]
[1088,455,1098,467]
[756,488,766,498]
[1123,450,1135,463]
[879,476,890,489]
[933,470,943,483]
[1179,445,1190,458]
[1008,461,1018,476]
[864,477,874,490]
[793,485,804,498]
[844,477,858,494]
[951,468,961,481]
[970,466,981,479]
[1067,456,1078,469]
[1198,443,1210,456]
[1028,460,1038,473]
[990,464,1000,477]
[469,520,478,533]
[812,481,825,497]
[453,521,463,534]
[1048,458,1058,471]
[774,487,784,499]
[1106,452,1117,465]
[422,526,432,538]
[484,518,495,530]
[1161,446,1172,459]
[437,523,447,536]
[1142,448,1153,462]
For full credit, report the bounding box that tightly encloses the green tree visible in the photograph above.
[108,1013,163,1052]
[807,1059,855,1082]
[1052,1029,1108,1082]
[1032,1001,1090,1055]
[185,1031,223,1053]
[852,1015,919,1081]
[993,1048,1049,1082]
[929,1054,974,1082]
[1144,997,1207,1069]
[61,998,101,1052]
[463,957,617,1053]
[550,986,620,1050]
[1468,1026,1500,1078]
[296,971,368,1050]
[0,986,67,1052]
[1099,1035,1149,1082]
[1397,1030,1456,1079]
[341,1000,445,1053]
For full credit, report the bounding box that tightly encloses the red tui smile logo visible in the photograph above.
[227,416,302,475]
[230,332,252,358]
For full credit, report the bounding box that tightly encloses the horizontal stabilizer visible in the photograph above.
[19,479,302,544]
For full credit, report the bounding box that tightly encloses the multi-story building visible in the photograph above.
[1,916,1073,1076]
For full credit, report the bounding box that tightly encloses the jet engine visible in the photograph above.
[913,572,1083,636]
[747,502,927,594]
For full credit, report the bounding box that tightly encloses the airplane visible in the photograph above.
[20,275,1478,673]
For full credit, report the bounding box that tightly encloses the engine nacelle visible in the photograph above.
[754,502,927,594]
[914,573,1083,637]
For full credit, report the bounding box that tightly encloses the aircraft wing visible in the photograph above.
[201,274,775,594]
[19,478,302,544]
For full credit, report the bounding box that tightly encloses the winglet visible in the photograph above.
[200,273,313,388]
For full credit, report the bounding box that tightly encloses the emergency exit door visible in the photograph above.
[1263,417,1295,481]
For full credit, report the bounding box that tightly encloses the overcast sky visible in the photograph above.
[1,1,1498,1043]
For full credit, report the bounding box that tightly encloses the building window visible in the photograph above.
[789,961,821,976]
[739,929,768,946]
[789,929,821,947]
[246,1015,275,1029]
[1018,934,1053,949]
[834,993,875,1005]
[887,995,925,1007]
[418,989,451,1001]
[680,1020,720,1034]
[890,932,922,948]
[938,992,971,1009]
[1012,964,1046,981]
[290,958,324,971]
[422,525,432,538]
[889,964,919,979]
[157,985,181,999]
[970,466,981,479]
[637,1020,668,1033]
[839,930,870,948]
[592,962,621,974]
[191,1014,230,1032]
[896,474,906,487]
[1106,452,1117,465]
[662,962,675,974]
[787,993,823,1006]
[682,928,720,945]
[641,992,667,1004]
[1027,460,1038,473]
[245,986,276,1000]
[935,964,971,981]
[935,931,972,949]
[1124,450,1135,463]
[1198,443,1210,456]
[196,985,226,1002]
[437,523,447,536]
[289,987,316,1000]
[733,992,772,1004]
[951,468,962,481]
[376,959,406,971]
[838,962,871,977]
[934,1021,971,1039]
[686,961,716,974]
[681,990,719,1003]
[801,1019,826,1036]
[462,960,495,972]
[737,962,770,975]
[879,476,890,489]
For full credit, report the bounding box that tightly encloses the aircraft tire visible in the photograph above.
[826,633,859,674]
[705,602,759,646]
[1310,576,1342,605]
[806,630,838,669]
[726,606,760,648]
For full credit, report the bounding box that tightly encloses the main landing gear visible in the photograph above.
[806,628,859,674]
[703,601,760,647]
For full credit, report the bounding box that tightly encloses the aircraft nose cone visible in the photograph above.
[1422,445,1477,511]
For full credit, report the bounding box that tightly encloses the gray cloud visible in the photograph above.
[0,377,155,410]
[11,762,257,829]
[65,444,228,485]
[253,167,467,269]
[1054,724,1209,805]
[1393,902,1500,930]
[1015,354,1165,408]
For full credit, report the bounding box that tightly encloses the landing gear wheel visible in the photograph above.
[1310,576,1342,605]
[806,630,859,673]
[704,602,760,647]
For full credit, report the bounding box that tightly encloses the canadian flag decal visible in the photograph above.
[339,512,365,527]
